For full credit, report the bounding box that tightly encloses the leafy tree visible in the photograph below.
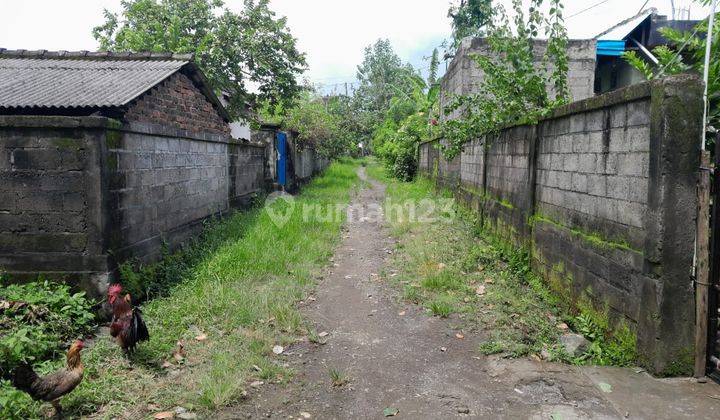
[326,95,364,156]
[353,39,418,139]
[622,4,719,140]
[282,92,359,159]
[448,0,494,49]
[428,48,440,86]
[93,0,306,118]
[442,0,569,158]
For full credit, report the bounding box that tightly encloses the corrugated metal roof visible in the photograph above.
[596,9,654,41]
[0,51,190,109]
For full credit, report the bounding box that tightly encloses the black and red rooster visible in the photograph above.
[107,284,150,354]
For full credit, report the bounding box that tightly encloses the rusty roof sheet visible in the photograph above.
[0,49,191,109]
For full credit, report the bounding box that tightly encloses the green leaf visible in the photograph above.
[597,382,613,393]
[383,407,400,417]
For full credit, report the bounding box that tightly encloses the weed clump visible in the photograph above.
[429,300,453,318]
[328,368,349,386]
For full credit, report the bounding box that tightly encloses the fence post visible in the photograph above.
[695,150,711,378]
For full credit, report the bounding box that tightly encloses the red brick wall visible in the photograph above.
[124,72,230,137]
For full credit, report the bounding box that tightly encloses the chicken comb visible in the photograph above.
[108,283,123,295]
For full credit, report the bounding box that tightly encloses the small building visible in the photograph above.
[0,50,265,295]
[594,9,700,94]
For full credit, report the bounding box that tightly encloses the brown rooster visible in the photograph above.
[108,284,149,353]
[11,340,84,416]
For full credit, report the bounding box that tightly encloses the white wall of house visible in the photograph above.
[230,119,252,140]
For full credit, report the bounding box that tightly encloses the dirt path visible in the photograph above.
[224,167,719,419]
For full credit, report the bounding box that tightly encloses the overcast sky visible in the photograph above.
[0,0,712,94]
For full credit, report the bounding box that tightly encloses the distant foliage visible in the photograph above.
[448,0,494,49]
[442,0,569,159]
[325,95,365,158]
[428,48,440,86]
[351,39,442,180]
[373,73,440,181]
[275,91,360,159]
[93,0,307,118]
[353,39,419,140]
[284,95,337,150]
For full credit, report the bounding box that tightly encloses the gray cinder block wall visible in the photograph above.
[251,127,329,191]
[440,38,596,121]
[288,131,330,182]
[419,74,703,374]
[0,116,265,296]
[0,117,108,293]
[105,121,265,264]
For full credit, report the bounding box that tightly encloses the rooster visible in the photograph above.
[11,340,84,416]
[108,284,149,354]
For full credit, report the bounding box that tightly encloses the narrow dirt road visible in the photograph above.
[225,167,719,419]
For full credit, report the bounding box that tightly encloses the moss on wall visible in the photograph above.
[530,213,640,253]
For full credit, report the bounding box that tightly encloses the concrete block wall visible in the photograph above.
[484,126,536,239]
[251,126,278,182]
[314,156,330,174]
[293,146,315,181]
[419,75,704,373]
[105,122,253,263]
[0,117,113,294]
[535,100,651,251]
[250,127,329,190]
[435,141,461,189]
[439,38,596,122]
[228,141,265,208]
[0,117,266,296]
[107,122,266,264]
[459,138,484,190]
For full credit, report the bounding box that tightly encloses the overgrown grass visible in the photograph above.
[367,161,637,367]
[1,159,360,419]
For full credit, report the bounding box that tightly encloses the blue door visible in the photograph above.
[276,131,287,187]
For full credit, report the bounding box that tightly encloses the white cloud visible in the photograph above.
[242,0,452,85]
[0,0,121,51]
[0,0,713,90]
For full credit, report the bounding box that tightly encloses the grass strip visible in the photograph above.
[367,161,637,367]
[1,158,360,419]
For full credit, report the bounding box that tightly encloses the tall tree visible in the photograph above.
[448,0,494,48]
[93,0,306,118]
[353,39,416,138]
[428,48,440,86]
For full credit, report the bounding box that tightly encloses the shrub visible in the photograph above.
[372,74,439,181]
[0,280,96,374]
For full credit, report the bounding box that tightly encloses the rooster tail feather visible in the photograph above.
[11,362,38,393]
[132,307,150,343]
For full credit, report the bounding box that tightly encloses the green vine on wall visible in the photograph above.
[441,0,570,159]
